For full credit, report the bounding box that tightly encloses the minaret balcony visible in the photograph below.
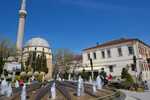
[19,10,27,15]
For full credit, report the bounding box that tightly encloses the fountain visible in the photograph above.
[31,76,35,81]
[89,76,92,84]
[56,73,61,81]
[15,80,20,88]
[21,84,26,100]
[6,83,12,97]
[50,82,56,100]
[0,79,8,95]
[77,76,84,96]
[92,81,97,94]
[27,79,31,85]
[56,73,60,80]
[68,74,71,81]
[96,75,102,90]
[58,76,62,81]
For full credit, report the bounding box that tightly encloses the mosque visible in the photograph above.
[15,0,53,79]
[22,38,53,79]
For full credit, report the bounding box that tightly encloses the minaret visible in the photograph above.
[16,0,27,56]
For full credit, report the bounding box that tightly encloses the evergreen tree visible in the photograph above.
[121,68,128,79]
[121,67,134,85]
[25,52,31,67]
[40,52,48,73]
[36,54,41,71]
[32,51,37,71]
[81,69,88,80]
[25,51,48,73]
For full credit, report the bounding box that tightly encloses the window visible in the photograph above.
[107,49,111,58]
[109,65,114,72]
[128,46,134,55]
[87,53,90,60]
[118,47,123,56]
[93,52,97,59]
[101,51,105,58]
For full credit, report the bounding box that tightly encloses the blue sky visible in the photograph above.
[0,0,150,53]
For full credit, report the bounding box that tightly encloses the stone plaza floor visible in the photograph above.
[121,81,150,100]
[121,89,150,100]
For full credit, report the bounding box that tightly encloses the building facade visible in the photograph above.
[82,38,150,80]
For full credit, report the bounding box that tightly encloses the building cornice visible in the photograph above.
[83,38,150,51]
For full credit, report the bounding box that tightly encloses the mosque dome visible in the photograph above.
[7,56,16,62]
[25,37,50,48]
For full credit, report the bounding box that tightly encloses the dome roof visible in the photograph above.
[25,37,50,48]
[7,56,16,62]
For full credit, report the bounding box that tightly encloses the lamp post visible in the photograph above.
[12,67,16,82]
[133,55,138,84]
[90,58,94,80]
[73,63,76,80]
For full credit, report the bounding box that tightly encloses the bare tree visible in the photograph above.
[0,39,16,74]
[53,48,74,73]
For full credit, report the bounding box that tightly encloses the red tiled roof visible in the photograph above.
[83,38,137,51]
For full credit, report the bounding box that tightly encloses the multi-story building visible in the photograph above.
[82,38,150,80]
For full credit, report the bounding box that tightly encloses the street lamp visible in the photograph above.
[90,58,94,80]
[133,55,138,84]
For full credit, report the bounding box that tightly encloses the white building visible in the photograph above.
[4,57,21,73]
[22,37,53,79]
[82,38,150,80]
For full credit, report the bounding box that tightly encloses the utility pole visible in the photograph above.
[90,58,94,80]
[133,55,137,83]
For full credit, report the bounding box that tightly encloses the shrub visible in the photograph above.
[137,88,144,92]
[20,72,27,80]
[81,69,88,81]
[15,75,21,81]
[121,68,134,89]
[37,74,43,82]
[27,71,33,77]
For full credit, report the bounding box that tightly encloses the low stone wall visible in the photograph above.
[95,89,126,100]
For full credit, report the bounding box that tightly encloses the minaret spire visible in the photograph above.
[16,0,27,60]
[21,0,26,10]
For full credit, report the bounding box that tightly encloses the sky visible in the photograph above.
[0,0,150,53]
